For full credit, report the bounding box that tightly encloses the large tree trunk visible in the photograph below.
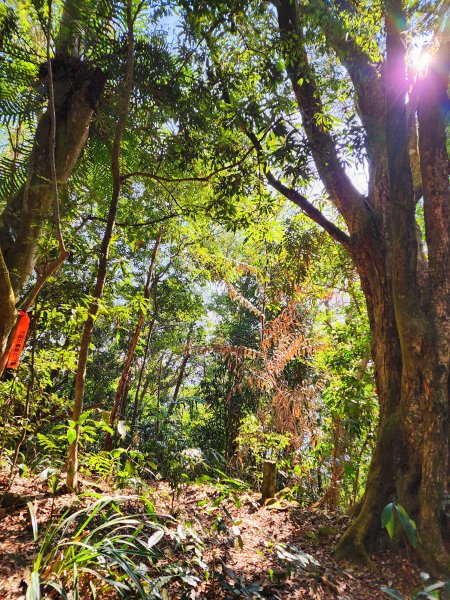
[0,56,105,367]
[337,256,449,573]
[335,242,404,564]
[267,0,450,574]
[335,5,449,573]
[416,38,450,569]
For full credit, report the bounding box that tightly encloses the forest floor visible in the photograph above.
[0,473,423,599]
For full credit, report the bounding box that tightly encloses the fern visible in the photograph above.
[86,451,114,478]
[0,139,33,204]
[37,433,60,454]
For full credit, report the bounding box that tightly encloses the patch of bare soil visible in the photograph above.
[0,475,422,599]
[160,484,421,599]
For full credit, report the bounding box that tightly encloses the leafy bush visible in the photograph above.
[234,413,292,488]
[27,494,208,599]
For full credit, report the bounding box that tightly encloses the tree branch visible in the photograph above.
[245,128,351,249]
[121,149,253,183]
[276,0,365,235]
[76,211,180,230]
[302,0,385,152]
[266,171,351,249]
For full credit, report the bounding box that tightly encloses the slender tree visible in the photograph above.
[66,0,136,491]
[103,228,163,450]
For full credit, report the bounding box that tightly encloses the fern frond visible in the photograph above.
[0,140,33,203]
[227,282,263,318]
[86,451,114,477]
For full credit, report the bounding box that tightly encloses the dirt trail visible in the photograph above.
[0,475,420,599]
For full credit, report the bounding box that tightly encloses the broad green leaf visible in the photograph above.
[100,425,114,435]
[395,504,417,548]
[77,412,90,424]
[381,503,395,538]
[67,428,77,445]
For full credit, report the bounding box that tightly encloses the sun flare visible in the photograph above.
[408,39,432,78]
[413,50,430,76]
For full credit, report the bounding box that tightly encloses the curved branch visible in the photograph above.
[121,149,253,183]
[245,128,351,249]
[265,171,351,249]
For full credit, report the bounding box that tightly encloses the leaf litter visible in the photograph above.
[0,474,423,599]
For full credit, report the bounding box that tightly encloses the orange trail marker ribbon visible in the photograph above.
[6,311,31,369]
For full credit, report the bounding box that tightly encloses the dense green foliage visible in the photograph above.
[0,0,376,499]
[0,0,448,595]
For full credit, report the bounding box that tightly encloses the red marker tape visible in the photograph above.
[6,311,30,369]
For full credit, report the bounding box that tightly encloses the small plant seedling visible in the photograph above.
[381,501,418,548]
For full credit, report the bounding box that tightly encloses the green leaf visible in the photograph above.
[46,582,69,599]
[395,504,417,548]
[181,574,199,587]
[420,581,448,594]
[27,502,38,542]
[380,586,404,599]
[141,497,156,515]
[26,571,41,600]
[99,424,114,434]
[67,428,77,445]
[381,503,395,538]
[77,412,90,424]
[147,530,164,548]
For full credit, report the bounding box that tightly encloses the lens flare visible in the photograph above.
[413,51,430,76]
[408,40,431,79]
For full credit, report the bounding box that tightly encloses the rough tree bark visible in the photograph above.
[0,0,105,371]
[261,0,450,574]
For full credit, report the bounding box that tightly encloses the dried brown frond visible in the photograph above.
[226,282,264,318]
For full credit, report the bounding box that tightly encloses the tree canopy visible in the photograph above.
[0,0,449,596]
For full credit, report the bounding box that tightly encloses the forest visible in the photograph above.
[0,0,448,598]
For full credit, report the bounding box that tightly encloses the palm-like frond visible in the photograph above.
[0,139,33,205]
